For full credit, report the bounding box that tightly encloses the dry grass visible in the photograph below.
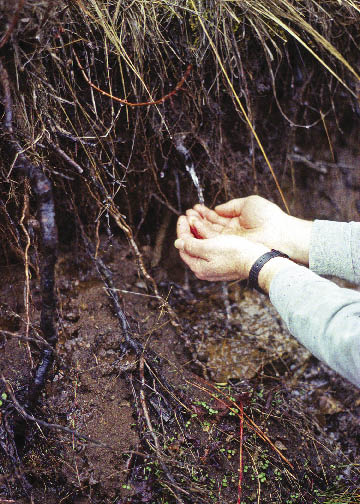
[1,1,359,234]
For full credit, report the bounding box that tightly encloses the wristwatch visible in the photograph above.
[247,249,290,294]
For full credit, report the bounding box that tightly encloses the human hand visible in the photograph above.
[175,215,269,281]
[186,195,312,265]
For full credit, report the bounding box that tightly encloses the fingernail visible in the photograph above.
[174,239,184,250]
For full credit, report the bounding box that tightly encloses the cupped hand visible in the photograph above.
[186,195,311,264]
[175,215,269,281]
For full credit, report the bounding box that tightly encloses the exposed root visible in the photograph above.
[151,210,172,268]
[74,47,192,108]
[0,57,59,449]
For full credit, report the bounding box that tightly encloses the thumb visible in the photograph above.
[174,238,185,250]
[215,198,244,217]
[174,237,206,258]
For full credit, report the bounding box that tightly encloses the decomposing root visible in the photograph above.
[15,157,58,406]
[73,48,192,107]
[74,211,143,354]
[0,59,58,405]
[151,210,172,267]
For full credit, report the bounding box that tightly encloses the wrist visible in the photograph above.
[258,256,292,294]
[282,215,312,265]
[244,244,270,279]
[248,250,290,293]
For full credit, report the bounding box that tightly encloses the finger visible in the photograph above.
[193,204,227,224]
[194,204,229,226]
[192,204,209,219]
[215,198,245,217]
[176,215,192,239]
[188,216,220,238]
[186,208,202,218]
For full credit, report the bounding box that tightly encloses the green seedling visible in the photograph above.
[0,392,7,407]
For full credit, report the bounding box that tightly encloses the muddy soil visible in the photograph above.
[0,221,360,504]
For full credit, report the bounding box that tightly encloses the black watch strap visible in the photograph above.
[247,249,290,294]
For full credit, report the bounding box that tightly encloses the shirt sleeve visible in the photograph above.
[269,262,360,387]
[310,220,360,284]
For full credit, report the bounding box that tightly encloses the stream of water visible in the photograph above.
[174,136,204,205]
[185,163,204,205]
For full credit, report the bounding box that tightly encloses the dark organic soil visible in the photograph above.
[1,227,360,504]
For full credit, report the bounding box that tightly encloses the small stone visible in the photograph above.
[135,280,147,290]
[64,311,80,322]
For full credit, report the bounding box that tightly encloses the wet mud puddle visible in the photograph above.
[175,280,310,382]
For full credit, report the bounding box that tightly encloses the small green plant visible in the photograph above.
[257,388,264,399]
[274,467,283,481]
[194,399,218,415]
[227,448,236,459]
[258,472,267,483]
[286,492,300,504]
[259,452,270,471]
[0,392,7,407]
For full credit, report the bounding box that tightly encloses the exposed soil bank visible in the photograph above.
[1,232,359,503]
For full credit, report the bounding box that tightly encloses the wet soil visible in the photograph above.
[0,228,360,503]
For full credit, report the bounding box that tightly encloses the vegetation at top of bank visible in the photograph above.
[1,0,360,251]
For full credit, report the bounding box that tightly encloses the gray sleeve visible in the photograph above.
[310,220,360,284]
[270,263,360,387]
